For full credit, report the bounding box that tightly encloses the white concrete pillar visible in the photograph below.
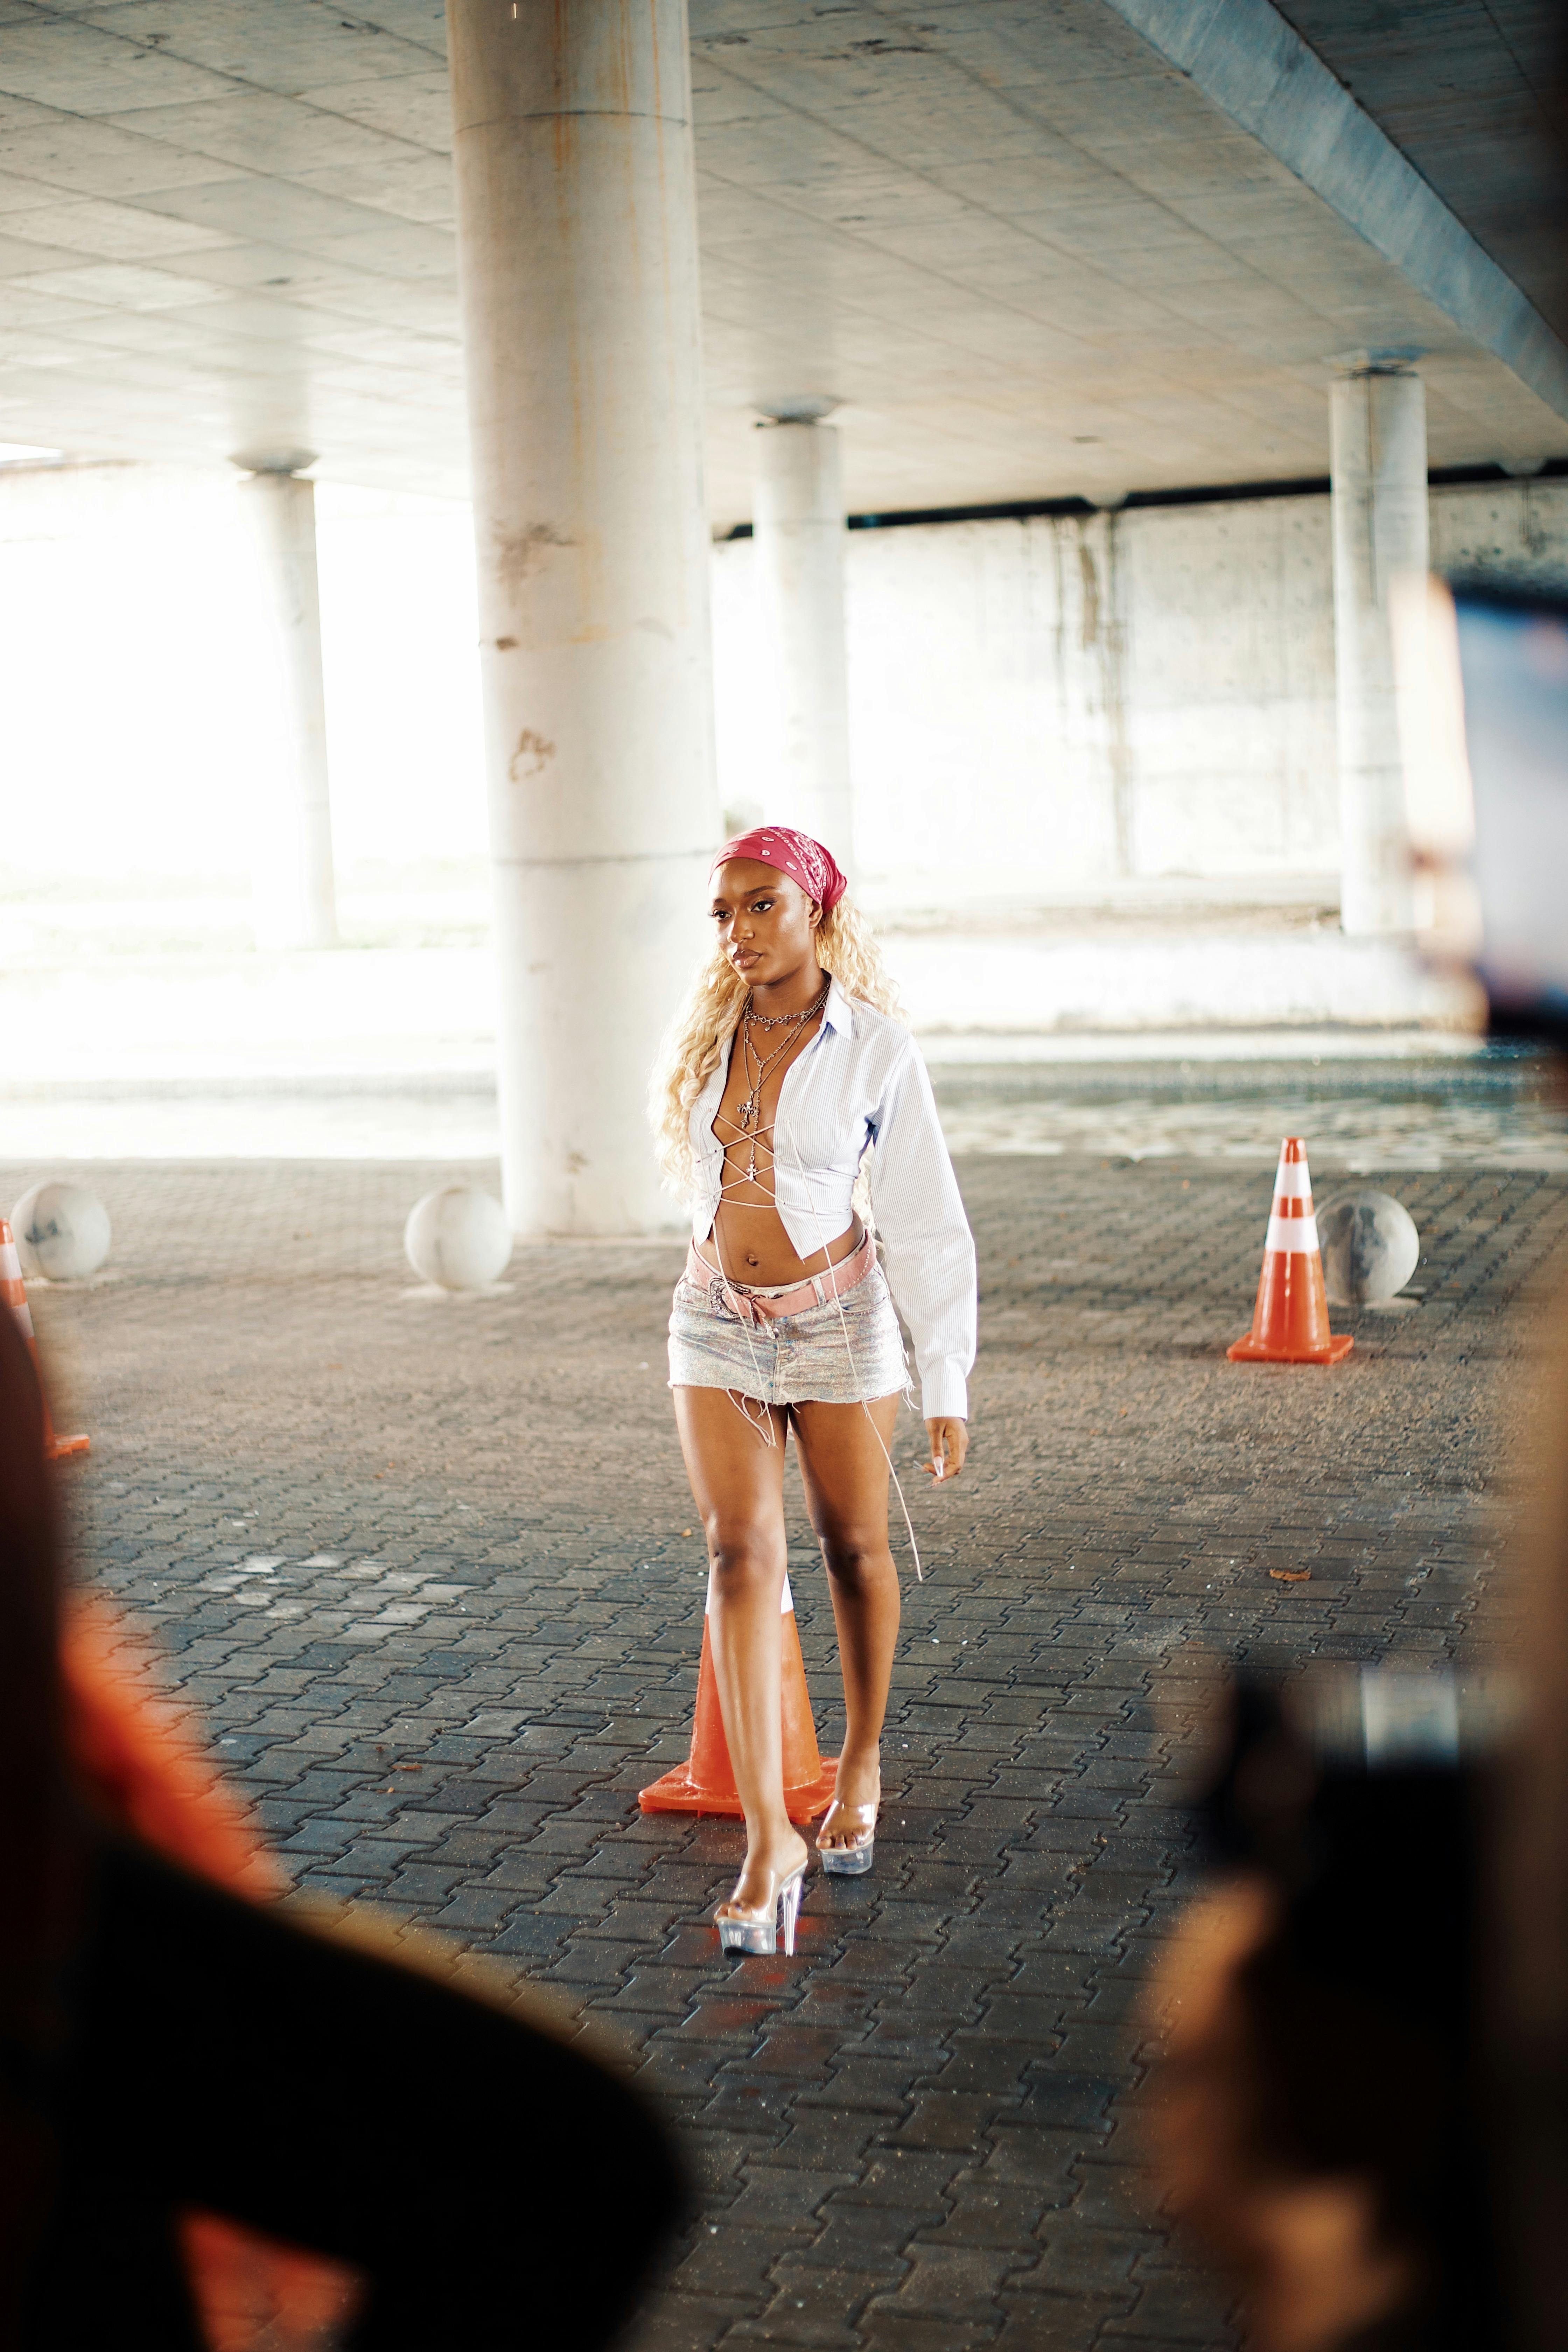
[753,409,853,863]
[1330,366,1427,934]
[236,464,337,952]
[448,0,719,1237]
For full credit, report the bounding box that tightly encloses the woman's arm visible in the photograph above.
[868,1044,977,1475]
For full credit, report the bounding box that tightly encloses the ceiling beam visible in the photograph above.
[1101,0,1568,426]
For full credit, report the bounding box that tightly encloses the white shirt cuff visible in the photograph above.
[919,1363,969,1421]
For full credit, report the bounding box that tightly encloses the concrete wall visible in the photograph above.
[0,461,486,896]
[712,478,1568,915]
[1429,480,1568,583]
[5,460,1564,1041]
[10,459,1562,918]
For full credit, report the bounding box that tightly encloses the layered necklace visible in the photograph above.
[722,975,830,1187]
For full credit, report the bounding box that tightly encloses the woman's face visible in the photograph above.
[710,859,821,986]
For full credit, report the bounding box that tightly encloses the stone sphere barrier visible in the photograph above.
[1317,1188,1420,1306]
[404,1184,513,1290]
[12,1179,112,1281]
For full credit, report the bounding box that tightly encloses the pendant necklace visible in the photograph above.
[728,976,830,1185]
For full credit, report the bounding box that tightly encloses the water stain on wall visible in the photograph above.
[509,728,556,780]
[493,522,573,593]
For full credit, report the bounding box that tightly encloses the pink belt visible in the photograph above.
[687,1231,876,1328]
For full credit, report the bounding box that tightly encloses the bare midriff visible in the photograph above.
[697,1009,863,1287]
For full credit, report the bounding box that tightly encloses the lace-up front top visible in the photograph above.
[687,979,977,1419]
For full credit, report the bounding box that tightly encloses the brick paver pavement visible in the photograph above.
[13,1149,1568,2351]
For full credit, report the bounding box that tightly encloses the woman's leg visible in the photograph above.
[672,1387,808,1915]
[790,1394,902,1843]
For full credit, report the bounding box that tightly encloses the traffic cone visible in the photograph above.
[1228,1139,1353,1366]
[640,1574,838,1822]
[2,1216,89,1459]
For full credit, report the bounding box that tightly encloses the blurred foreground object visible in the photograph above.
[1149,1665,1510,2352]
[1,1216,88,1461]
[1317,1191,1421,1308]
[1492,1310,1568,2352]
[60,1600,285,1904]
[55,1605,330,2341]
[403,1183,513,1290]
[0,1310,684,2348]
[10,1182,111,1284]
[1393,574,1568,1043]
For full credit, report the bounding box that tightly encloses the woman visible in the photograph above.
[651,827,977,1956]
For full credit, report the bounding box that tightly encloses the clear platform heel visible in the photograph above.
[715,1863,807,1956]
[817,1799,878,1876]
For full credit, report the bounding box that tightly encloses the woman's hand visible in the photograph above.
[924,1418,968,1481]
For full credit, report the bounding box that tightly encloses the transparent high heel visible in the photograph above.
[816,1797,878,1876]
[715,1861,808,1956]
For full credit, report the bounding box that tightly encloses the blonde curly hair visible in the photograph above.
[650,893,901,1196]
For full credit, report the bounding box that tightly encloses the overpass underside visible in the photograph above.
[0,0,1564,1213]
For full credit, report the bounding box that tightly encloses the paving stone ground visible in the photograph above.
[14,1147,1568,2352]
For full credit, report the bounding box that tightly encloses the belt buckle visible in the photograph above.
[716,1278,763,1328]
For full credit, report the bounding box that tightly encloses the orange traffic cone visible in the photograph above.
[640,1574,838,1823]
[1228,1139,1353,1366]
[2,1216,89,1459]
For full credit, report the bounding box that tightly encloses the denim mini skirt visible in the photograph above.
[668,1254,910,1408]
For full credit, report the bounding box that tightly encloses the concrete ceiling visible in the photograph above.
[1270,1,1568,345]
[0,0,1565,520]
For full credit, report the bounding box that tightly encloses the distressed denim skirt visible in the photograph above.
[668,1256,910,1409]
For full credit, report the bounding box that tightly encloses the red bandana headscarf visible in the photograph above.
[710,826,847,911]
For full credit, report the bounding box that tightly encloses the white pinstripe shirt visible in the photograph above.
[687,979,978,1419]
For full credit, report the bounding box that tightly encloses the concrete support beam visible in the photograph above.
[753,412,853,863]
[1101,0,1568,429]
[447,0,720,1236]
[1330,366,1426,936]
[237,464,337,953]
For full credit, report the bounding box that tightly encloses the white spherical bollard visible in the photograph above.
[404,1184,513,1290]
[12,1180,112,1282]
[1318,1189,1420,1307]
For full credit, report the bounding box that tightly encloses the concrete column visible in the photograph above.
[1330,366,1427,934]
[236,463,337,952]
[448,0,719,1237]
[753,409,853,863]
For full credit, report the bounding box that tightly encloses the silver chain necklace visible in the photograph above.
[744,976,830,1031]
[728,977,830,1153]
